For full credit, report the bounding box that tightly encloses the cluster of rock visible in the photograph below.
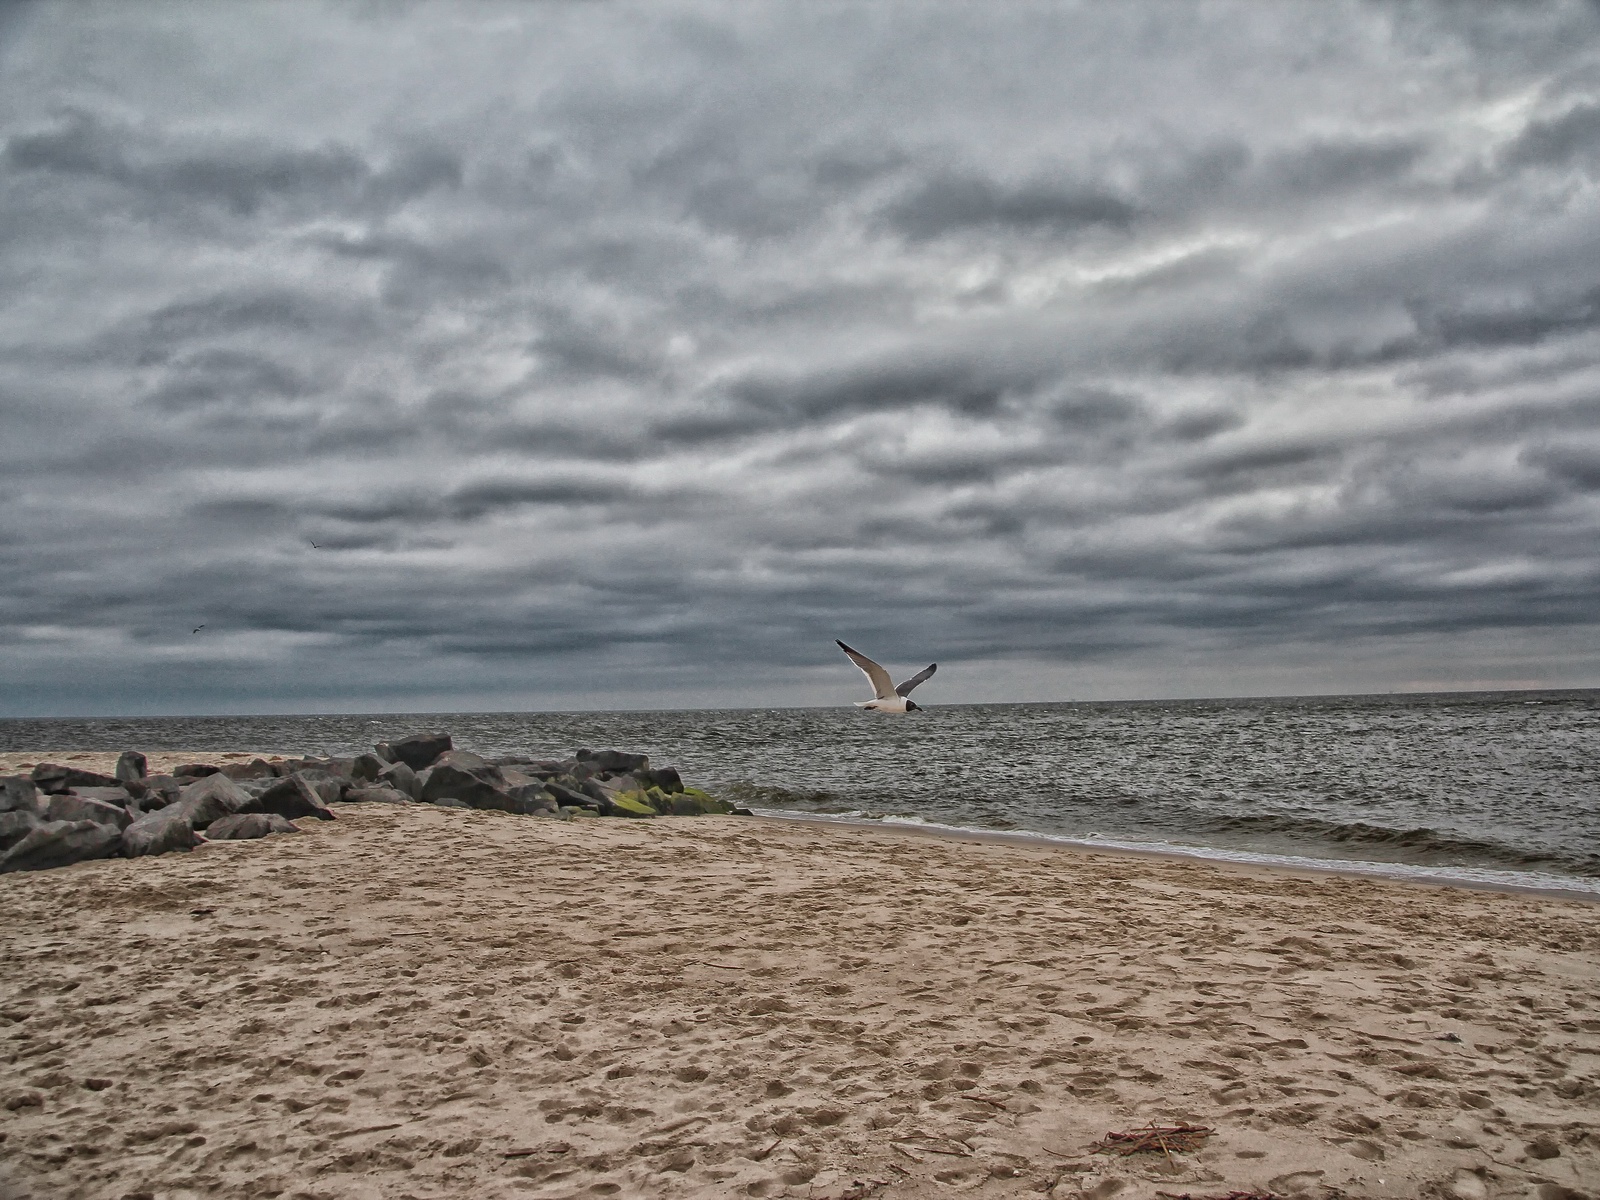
[0,732,740,875]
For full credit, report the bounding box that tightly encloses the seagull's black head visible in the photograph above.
[905,700,922,712]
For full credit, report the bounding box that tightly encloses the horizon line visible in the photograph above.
[2,683,1597,723]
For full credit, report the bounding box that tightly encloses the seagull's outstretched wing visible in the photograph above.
[895,663,937,697]
[836,640,895,700]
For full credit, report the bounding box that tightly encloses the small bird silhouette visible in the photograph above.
[192,625,205,634]
[309,539,322,549]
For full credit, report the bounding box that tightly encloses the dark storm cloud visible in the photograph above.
[6,111,363,216]
[1261,136,1426,194]
[1186,441,1333,486]
[1416,286,1600,353]
[3,1,1600,713]
[1501,101,1600,168]
[529,308,668,383]
[191,474,668,531]
[727,355,1052,422]
[882,172,1139,241]
[1524,441,1600,490]
[142,349,316,412]
[313,230,515,312]
[649,405,775,445]
[1163,408,1245,442]
[5,109,462,219]
[1046,388,1146,431]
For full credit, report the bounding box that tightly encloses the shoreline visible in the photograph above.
[3,803,1596,1199]
[5,748,1596,903]
[750,810,1600,905]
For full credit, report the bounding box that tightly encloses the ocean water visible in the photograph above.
[4,690,1598,896]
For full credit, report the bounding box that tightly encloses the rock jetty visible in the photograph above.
[0,733,741,875]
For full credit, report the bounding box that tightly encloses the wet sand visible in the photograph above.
[2,795,1597,1199]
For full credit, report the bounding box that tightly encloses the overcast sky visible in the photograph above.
[3,2,1600,716]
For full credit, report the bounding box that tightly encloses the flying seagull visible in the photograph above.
[192,625,205,634]
[309,539,322,549]
[835,640,936,713]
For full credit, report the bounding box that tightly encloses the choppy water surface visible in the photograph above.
[4,691,1597,892]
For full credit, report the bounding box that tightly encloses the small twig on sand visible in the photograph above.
[752,1137,782,1161]
[330,1122,403,1139]
[1154,1127,1175,1166]
[688,960,745,970]
[893,1137,971,1158]
[1093,1122,1213,1157]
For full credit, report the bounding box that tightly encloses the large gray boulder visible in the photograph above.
[544,781,601,812]
[205,813,298,840]
[46,793,133,831]
[265,756,352,781]
[302,773,345,805]
[1,820,122,873]
[219,758,278,781]
[376,759,419,799]
[176,773,257,829]
[638,766,684,794]
[580,778,615,806]
[0,809,39,852]
[256,774,336,821]
[30,763,123,794]
[349,752,387,782]
[386,733,452,770]
[71,785,134,805]
[1,776,42,816]
[577,749,651,775]
[114,750,148,783]
[494,758,569,778]
[419,762,511,809]
[506,785,559,815]
[121,806,198,858]
[133,776,181,812]
[432,749,495,773]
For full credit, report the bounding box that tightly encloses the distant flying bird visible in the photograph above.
[192,625,205,634]
[309,539,322,549]
[835,640,936,713]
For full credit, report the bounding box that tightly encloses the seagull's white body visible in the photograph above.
[859,695,914,714]
[835,640,936,713]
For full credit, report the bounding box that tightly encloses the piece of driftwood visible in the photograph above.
[1093,1121,1213,1160]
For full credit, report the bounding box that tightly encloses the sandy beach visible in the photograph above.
[2,773,1597,1200]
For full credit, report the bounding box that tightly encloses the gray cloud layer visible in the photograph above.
[3,1,1600,714]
